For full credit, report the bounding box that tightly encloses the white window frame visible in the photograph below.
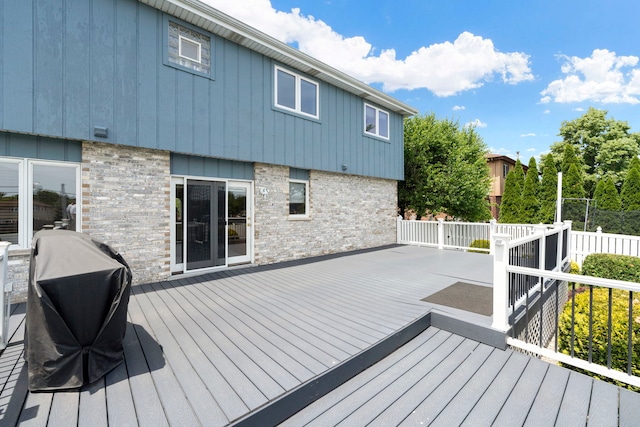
[288,179,309,218]
[364,103,390,140]
[274,65,319,119]
[0,158,80,249]
[178,35,202,63]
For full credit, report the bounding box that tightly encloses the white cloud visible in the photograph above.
[543,109,551,114]
[203,0,534,97]
[573,107,585,112]
[520,133,536,137]
[453,105,466,111]
[527,148,536,152]
[465,119,487,128]
[540,49,640,104]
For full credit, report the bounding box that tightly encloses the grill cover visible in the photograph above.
[25,230,132,391]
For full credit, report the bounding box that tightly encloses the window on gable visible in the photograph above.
[275,66,319,119]
[168,21,211,76]
[503,163,510,178]
[365,104,390,139]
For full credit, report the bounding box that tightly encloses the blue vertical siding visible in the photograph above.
[0,132,81,161]
[0,0,406,180]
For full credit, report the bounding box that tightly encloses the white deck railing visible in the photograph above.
[572,227,640,267]
[493,222,640,388]
[397,217,538,253]
[0,242,11,350]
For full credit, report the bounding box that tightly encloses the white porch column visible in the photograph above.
[492,233,511,332]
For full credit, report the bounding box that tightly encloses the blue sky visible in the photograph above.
[205,0,640,161]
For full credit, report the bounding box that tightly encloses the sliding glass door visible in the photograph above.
[171,177,252,273]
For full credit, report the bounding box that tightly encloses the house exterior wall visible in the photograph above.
[0,0,405,181]
[254,163,398,264]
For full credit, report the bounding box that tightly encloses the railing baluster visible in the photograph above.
[607,288,613,369]
[588,286,593,364]
[628,291,633,376]
[571,283,576,358]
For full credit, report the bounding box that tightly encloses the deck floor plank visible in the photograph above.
[105,356,139,427]
[427,349,513,426]
[300,330,455,426]
[17,386,53,426]
[78,379,107,427]
[492,357,549,426]
[619,387,640,426]
[523,363,571,426]
[136,284,229,426]
[152,280,262,417]
[364,338,480,426]
[171,280,320,384]
[279,328,441,427]
[47,392,79,427]
[127,293,200,427]
[586,379,619,427]
[395,344,496,426]
[555,372,593,427]
[121,320,169,427]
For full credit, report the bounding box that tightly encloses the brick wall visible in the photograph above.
[253,163,398,264]
[81,142,171,286]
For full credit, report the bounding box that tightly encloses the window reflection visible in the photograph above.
[32,164,77,234]
[0,163,19,244]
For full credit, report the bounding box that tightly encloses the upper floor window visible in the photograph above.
[168,20,211,76]
[503,163,510,178]
[364,104,389,139]
[275,66,319,119]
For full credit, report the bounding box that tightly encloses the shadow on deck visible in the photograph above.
[1,245,638,426]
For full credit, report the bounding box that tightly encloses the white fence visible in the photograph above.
[571,227,640,267]
[397,218,538,253]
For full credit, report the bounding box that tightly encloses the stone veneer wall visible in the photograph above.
[81,142,171,286]
[253,163,397,264]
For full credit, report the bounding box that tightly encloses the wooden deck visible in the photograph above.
[0,245,637,426]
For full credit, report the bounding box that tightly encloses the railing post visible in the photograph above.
[492,233,511,332]
[0,241,11,350]
[564,220,572,266]
[596,226,603,253]
[397,215,403,244]
[489,219,497,255]
[437,218,444,250]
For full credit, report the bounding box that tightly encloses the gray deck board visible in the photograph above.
[555,372,593,427]
[586,379,619,427]
[1,245,638,426]
[619,387,640,426]
[48,392,79,426]
[523,363,570,426]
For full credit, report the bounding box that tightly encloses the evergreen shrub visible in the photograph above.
[558,253,640,389]
[468,239,490,254]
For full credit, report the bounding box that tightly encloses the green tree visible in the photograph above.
[621,157,640,235]
[592,176,622,233]
[621,157,640,211]
[499,160,525,223]
[520,157,540,223]
[562,163,587,226]
[550,107,640,196]
[539,156,558,224]
[399,114,492,221]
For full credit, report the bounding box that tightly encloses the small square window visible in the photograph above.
[274,65,319,119]
[289,180,309,216]
[364,103,390,140]
[167,20,211,76]
[179,36,201,63]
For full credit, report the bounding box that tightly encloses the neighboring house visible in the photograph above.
[486,154,527,219]
[0,0,417,300]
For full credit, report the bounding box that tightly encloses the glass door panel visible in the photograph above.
[227,181,252,265]
[186,180,226,270]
